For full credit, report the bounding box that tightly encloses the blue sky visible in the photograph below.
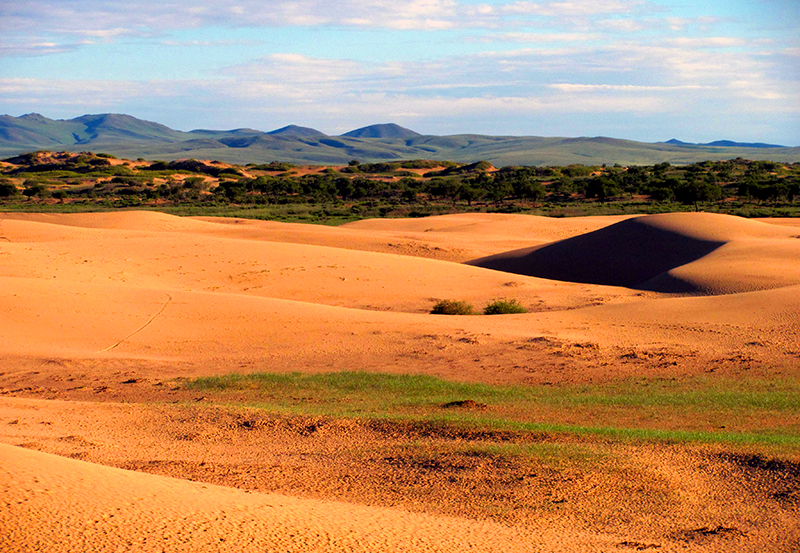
[1,0,798,143]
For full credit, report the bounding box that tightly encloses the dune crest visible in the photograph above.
[468,212,800,294]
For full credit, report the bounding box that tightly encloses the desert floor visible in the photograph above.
[1,210,799,552]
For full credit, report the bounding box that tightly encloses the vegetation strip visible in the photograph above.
[2,152,799,222]
[181,372,800,447]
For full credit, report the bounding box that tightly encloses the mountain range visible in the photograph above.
[1,113,798,166]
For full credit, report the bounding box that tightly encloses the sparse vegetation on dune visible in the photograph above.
[483,298,527,315]
[182,371,800,447]
[430,299,477,315]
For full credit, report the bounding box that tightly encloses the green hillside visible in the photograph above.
[1,113,798,166]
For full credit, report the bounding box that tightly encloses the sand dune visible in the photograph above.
[5,442,607,552]
[342,212,636,241]
[341,213,638,259]
[1,210,797,377]
[468,212,800,293]
[1,210,222,232]
[1,210,798,551]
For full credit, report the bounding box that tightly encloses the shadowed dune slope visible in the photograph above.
[468,212,800,294]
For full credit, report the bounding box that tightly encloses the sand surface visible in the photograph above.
[1,210,798,551]
[5,442,591,552]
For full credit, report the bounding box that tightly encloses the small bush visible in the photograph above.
[483,299,527,315]
[431,300,476,315]
[0,180,18,197]
[22,182,50,198]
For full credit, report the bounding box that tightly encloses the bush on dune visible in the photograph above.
[483,299,527,315]
[431,300,476,315]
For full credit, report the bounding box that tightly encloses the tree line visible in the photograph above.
[1,153,798,213]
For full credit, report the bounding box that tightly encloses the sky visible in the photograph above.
[1,0,798,144]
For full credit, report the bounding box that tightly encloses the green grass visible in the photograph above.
[181,371,800,447]
[431,299,477,315]
[483,298,527,315]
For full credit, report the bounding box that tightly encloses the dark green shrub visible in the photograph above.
[0,180,18,197]
[23,182,50,198]
[483,299,527,315]
[431,300,476,315]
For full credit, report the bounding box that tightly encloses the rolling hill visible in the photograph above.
[342,123,422,139]
[1,113,798,166]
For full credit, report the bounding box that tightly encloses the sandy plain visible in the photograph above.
[0,210,798,551]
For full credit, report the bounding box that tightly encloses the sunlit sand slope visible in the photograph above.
[0,213,641,315]
[3,442,621,552]
[1,211,797,380]
[3,211,635,262]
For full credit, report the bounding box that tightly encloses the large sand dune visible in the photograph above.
[469,212,800,293]
[1,210,798,551]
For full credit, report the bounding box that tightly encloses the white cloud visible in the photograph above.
[79,28,131,39]
[2,0,463,36]
[598,19,645,32]
[0,77,187,106]
[160,39,260,47]
[548,83,713,92]
[0,39,77,56]
[501,1,644,17]
[480,32,604,42]
[0,0,664,42]
[665,37,747,48]
[663,15,720,32]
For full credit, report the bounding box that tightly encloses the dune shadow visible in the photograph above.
[467,216,725,292]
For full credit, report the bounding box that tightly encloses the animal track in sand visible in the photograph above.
[98,294,172,352]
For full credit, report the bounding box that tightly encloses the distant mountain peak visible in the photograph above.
[73,113,163,126]
[341,123,422,139]
[19,113,49,121]
[662,138,786,149]
[268,125,325,137]
[706,140,786,149]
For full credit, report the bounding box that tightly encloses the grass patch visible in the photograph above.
[431,300,476,315]
[483,298,527,315]
[181,371,800,447]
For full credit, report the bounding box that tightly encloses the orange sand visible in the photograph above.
[1,211,798,551]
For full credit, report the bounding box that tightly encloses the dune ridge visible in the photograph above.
[468,212,800,294]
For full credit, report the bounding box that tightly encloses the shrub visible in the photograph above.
[431,300,476,315]
[483,299,527,315]
[22,182,50,198]
[0,180,18,197]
